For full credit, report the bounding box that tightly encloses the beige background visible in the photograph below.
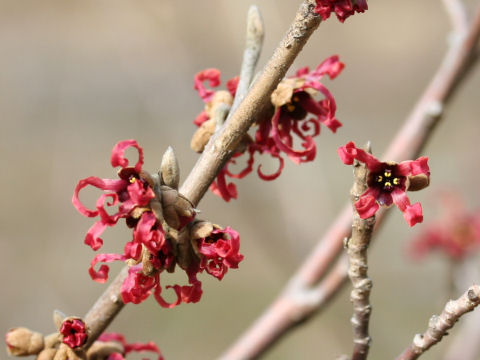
[1,1,480,359]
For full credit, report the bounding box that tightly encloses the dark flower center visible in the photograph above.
[369,167,405,193]
[281,92,308,120]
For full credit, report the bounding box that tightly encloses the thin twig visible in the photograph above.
[220,7,480,360]
[346,144,375,360]
[79,0,321,351]
[228,5,265,118]
[396,285,480,360]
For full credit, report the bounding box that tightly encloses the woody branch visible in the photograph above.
[220,3,480,359]
[82,0,321,350]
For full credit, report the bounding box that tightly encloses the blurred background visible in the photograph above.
[1,1,480,359]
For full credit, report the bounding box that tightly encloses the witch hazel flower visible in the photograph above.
[338,141,430,226]
[408,193,480,261]
[73,140,203,308]
[314,0,368,23]
[192,56,344,201]
[190,221,244,280]
[59,318,88,349]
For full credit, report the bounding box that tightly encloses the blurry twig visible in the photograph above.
[395,285,480,360]
[81,0,322,351]
[443,0,468,34]
[220,6,480,360]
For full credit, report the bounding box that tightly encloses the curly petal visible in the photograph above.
[193,68,221,102]
[111,140,144,173]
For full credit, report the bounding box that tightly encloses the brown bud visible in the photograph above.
[141,246,155,276]
[407,173,430,191]
[53,343,85,360]
[174,228,195,270]
[205,90,233,119]
[44,333,61,349]
[190,119,216,153]
[86,341,124,360]
[5,327,44,356]
[161,186,195,230]
[160,146,180,189]
[37,348,57,360]
[189,221,220,257]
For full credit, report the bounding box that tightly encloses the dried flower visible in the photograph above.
[314,0,368,23]
[338,141,430,226]
[409,193,480,260]
[59,318,88,349]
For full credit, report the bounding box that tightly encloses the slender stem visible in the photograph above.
[220,7,480,360]
[228,5,265,118]
[347,146,375,360]
[396,285,480,360]
[80,0,322,350]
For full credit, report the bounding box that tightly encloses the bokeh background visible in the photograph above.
[1,1,480,359]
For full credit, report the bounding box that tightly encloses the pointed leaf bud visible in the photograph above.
[160,146,180,189]
[53,310,67,330]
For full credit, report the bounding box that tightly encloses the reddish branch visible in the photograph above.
[396,285,480,360]
[220,5,480,360]
[80,0,322,351]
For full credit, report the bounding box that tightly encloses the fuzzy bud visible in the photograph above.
[161,186,196,230]
[191,118,216,153]
[37,348,58,360]
[205,90,233,119]
[5,327,44,356]
[160,146,180,189]
[407,173,430,191]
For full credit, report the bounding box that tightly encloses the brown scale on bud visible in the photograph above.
[191,119,216,153]
[5,327,44,356]
[189,220,217,257]
[160,186,196,230]
[205,90,233,119]
[407,173,430,191]
[86,341,124,360]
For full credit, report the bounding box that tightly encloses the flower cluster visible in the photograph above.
[409,193,480,260]
[338,141,430,226]
[6,321,163,360]
[192,56,344,201]
[73,140,244,308]
[314,0,368,22]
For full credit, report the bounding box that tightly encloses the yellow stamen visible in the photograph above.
[384,182,392,188]
[129,178,136,183]
[393,178,400,185]
[377,175,383,182]
[384,171,392,177]
[287,104,296,112]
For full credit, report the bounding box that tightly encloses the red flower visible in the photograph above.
[338,141,430,226]
[261,56,344,166]
[98,332,164,360]
[196,227,244,280]
[59,319,87,349]
[409,193,480,260]
[314,0,368,22]
[73,140,154,252]
[192,57,344,201]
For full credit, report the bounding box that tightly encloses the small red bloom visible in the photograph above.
[314,0,368,23]
[409,194,480,260]
[59,319,87,349]
[98,332,164,360]
[338,141,430,226]
[197,226,244,280]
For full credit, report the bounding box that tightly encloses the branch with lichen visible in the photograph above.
[220,4,480,359]
[396,285,480,360]
[345,144,375,360]
[73,0,321,352]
